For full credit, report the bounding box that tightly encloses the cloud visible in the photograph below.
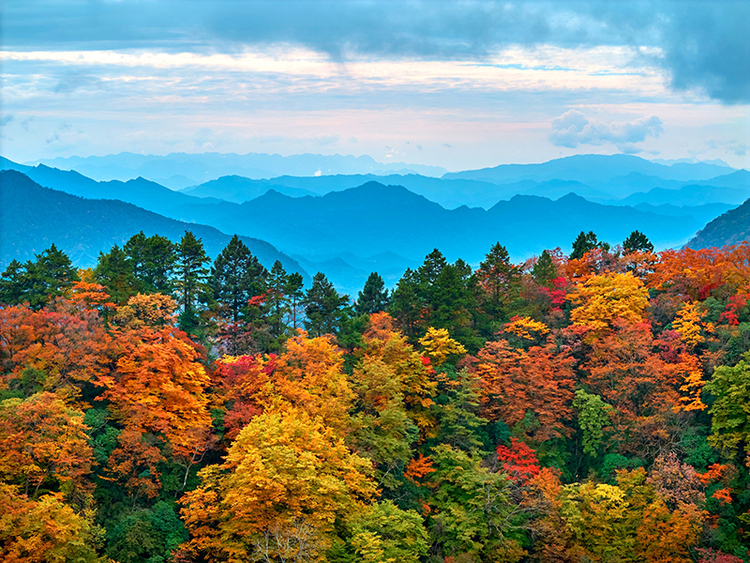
[549,110,662,149]
[3,1,748,103]
[54,71,103,94]
[0,115,13,126]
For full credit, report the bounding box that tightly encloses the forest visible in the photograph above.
[0,228,749,563]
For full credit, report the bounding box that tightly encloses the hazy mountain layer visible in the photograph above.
[0,170,308,280]
[444,154,735,185]
[0,157,220,216]
[170,182,704,265]
[35,151,447,185]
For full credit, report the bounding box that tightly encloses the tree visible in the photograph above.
[94,244,138,305]
[0,393,93,499]
[475,339,575,442]
[477,242,520,322]
[427,444,523,562]
[0,483,105,562]
[355,272,390,316]
[348,501,428,563]
[572,389,614,457]
[22,245,79,310]
[704,354,750,465]
[532,250,558,288]
[570,231,608,260]
[123,231,176,294]
[388,268,424,340]
[623,230,654,254]
[98,326,213,497]
[569,272,649,333]
[303,272,348,337]
[0,259,27,306]
[263,260,292,350]
[174,231,211,333]
[211,234,267,324]
[285,271,305,331]
[180,407,376,563]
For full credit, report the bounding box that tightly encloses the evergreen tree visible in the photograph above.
[94,244,138,305]
[264,260,292,350]
[355,272,390,316]
[285,272,305,331]
[210,235,267,324]
[622,230,654,254]
[123,232,176,294]
[0,260,28,306]
[476,243,519,323]
[388,268,423,340]
[532,250,557,288]
[23,244,79,309]
[175,231,211,332]
[570,230,609,260]
[303,272,348,337]
[431,260,479,349]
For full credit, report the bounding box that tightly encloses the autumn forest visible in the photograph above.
[1,230,750,563]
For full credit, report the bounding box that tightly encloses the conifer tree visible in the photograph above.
[210,235,267,324]
[355,272,390,316]
[0,259,28,306]
[94,244,138,305]
[476,242,519,323]
[570,231,608,260]
[622,230,654,254]
[303,272,348,337]
[124,231,176,294]
[285,272,305,330]
[175,231,210,332]
[532,249,557,288]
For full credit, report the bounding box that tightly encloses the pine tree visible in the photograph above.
[175,231,210,332]
[23,244,79,310]
[532,250,557,288]
[355,272,390,316]
[476,242,519,323]
[571,231,612,260]
[94,244,138,305]
[0,260,28,306]
[210,235,267,324]
[124,232,176,294]
[303,272,348,337]
[285,272,305,330]
[622,230,654,254]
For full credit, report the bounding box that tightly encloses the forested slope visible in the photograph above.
[1,230,749,562]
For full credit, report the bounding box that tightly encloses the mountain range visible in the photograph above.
[2,152,749,293]
[34,152,447,188]
[0,170,307,281]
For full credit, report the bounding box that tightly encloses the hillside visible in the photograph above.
[0,170,307,279]
[687,198,750,249]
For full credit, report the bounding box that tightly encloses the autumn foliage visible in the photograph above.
[2,239,750,562]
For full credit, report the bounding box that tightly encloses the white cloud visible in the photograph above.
[549,110,663,149]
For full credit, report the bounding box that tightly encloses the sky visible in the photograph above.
[1,0,749,171]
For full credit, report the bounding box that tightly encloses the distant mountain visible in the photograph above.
[183,175,317,203]
[0,170,307,280]
[687,198,750,249]
[632,202,734,225]
[443,154,735,185]
[169,181,705,265]
[35,151,447,184]
[0,157,221,216]
[620,184,750,207]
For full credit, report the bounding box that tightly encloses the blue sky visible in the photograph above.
[1,0,748,170]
